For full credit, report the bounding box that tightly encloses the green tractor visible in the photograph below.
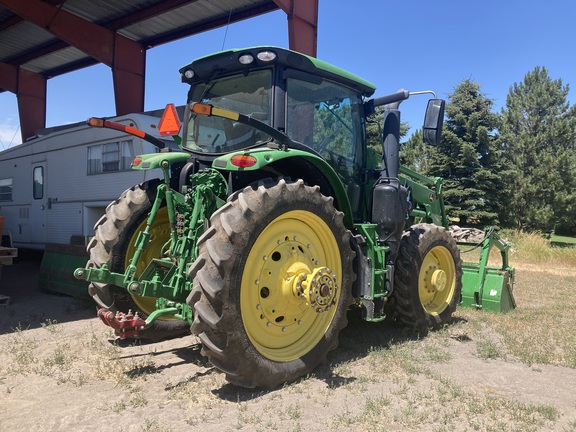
[75,46,515,388]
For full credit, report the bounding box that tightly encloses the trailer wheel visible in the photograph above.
[394,223,462,331]
[187,178,354,388]
[87,180,189,340]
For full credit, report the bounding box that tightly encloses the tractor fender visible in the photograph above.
[212,147,354,227]
[130,152,191,170]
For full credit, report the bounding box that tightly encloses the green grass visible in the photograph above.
[476,338,505,360]
[550,233,576,246]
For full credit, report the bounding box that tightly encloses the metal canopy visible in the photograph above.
[0,0,318,141]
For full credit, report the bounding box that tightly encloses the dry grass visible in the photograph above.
[457,230,576,368]
[459,230,576,272]
[457,270,576,369]
[503,230,576,268]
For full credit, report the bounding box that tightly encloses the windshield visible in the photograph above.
[182,69,272,153]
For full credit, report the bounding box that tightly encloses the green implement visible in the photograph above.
[457,227,516,312]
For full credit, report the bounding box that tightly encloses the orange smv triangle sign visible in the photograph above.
[158,103,181,136]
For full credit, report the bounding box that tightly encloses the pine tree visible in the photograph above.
[400,129,430,172]
[500,66,576,232]
[426,79,503,227]
[365,105,410,154]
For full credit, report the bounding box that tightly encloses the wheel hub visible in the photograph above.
[293,267,338,313]
[424,265,448,294]
[431,269,447,292]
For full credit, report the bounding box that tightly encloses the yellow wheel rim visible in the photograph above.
[125,207,171,317]
[240,210,342,362]
[418,245,456,315]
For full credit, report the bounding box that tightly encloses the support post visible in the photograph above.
[17,69,47,141]
[0,63,46,141]
[273,0,318,57]
[112,34,146,116]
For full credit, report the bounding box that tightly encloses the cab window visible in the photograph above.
[286,77,364,180]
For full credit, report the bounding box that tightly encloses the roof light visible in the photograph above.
[239,53,254,65]
[231,154,257,168]
[183,69,194,79]
[257,50,276,62]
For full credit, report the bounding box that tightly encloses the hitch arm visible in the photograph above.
[97,307,180,339]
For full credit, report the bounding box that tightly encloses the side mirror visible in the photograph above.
[423,99,445,146]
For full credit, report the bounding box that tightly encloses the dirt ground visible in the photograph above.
[1,253,575,432]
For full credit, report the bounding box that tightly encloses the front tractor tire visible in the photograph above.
[86,180,189,341]
[394,223,462,331]
[188,178,355,389]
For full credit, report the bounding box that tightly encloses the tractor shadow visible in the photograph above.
[213,308,465,402]
[112,336,215,382]
[335,307,468,358]
[109,308,467,402]
[317,308,438,383]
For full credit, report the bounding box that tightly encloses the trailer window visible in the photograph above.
[88,140,135,174]
[33,167,43,199]
[0,178,12,202]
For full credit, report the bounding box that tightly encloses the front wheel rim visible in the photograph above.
[418,245,456,315]
[240,210,342,362]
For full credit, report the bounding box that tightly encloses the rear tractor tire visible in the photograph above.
[393,223,462,331]
[188,178,355,389]
[86,180,189,341]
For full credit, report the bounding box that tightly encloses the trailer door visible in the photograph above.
[29,164,47,248]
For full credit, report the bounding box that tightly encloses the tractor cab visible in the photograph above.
[179,47,375,215]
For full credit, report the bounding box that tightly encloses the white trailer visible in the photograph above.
[0,112,177,295]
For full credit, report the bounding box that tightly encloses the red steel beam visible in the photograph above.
[113,34,145,117]
[17,69,47,141]
[1,1,280,72]
[0,62,18,93]
[0,0,318,140]
[0,0,63,33]
[0,12,22,33]
[0,0,115,64]
[273,0,318,57]
[0,0,146,135]
[0,0,192,67]
[0,62,46,140]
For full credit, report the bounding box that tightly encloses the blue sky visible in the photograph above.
[1,0,575,148]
